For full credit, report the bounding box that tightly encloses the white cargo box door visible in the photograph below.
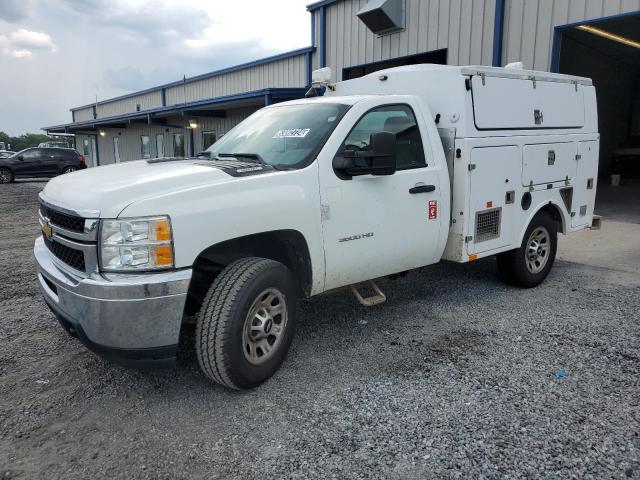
[522,142,577,186]
[471,76,585,130]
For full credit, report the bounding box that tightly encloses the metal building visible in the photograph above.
[44,0,640,178]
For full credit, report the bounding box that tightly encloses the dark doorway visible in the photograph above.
[554,13,640,180]
[342,49,447,80]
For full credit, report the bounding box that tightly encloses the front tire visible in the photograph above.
[196,257,297,389]
[0,168,14,184]
[497,211,558,288]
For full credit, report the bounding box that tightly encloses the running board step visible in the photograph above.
[351,281,386,306]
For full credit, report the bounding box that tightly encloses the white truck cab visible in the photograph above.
[34,64,600,389]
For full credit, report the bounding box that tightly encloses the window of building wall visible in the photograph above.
[202,131,217,150]
[141,135,151,159]
[173,133,185,157]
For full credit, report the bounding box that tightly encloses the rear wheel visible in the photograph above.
[497,211,557,288]
[0,168,14,184]
[195,257,297,390]
[62,166,77,174]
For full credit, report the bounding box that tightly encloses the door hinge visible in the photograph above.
[468,163,476,171]
[465,235,473,243]
[575,154,581,160]
[480,73,486,86]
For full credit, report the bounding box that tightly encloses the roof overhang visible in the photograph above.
[44,88,307,134]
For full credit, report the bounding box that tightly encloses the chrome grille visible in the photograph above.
[38,199,99,275]
[40,204,85,233]
[44,236,86,272]
[475,207,502,243]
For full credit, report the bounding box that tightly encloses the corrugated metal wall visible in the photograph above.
[90,107,260,165]
[73,107,94,122]
[319,0,496,79]
[503,0,640,70]
[164,55,307,106]
[97,90,163,118]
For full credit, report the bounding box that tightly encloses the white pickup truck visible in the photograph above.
[35,64,600,389]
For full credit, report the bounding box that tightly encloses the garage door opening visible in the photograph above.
[553,13,640,181]
[342,48,447,80]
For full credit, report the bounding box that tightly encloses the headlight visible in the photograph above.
[99,216,174,271]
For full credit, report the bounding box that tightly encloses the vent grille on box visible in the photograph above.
[475,207,501,243]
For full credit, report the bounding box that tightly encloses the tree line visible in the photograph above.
[0,131,74,152]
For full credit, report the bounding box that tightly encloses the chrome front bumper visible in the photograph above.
[34,236,192,367]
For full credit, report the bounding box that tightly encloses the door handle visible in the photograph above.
[409,184,436,194]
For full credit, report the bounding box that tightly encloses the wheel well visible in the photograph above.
[537,203,566,234]
[184,230,312,316]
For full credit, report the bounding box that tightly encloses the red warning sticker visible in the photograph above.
[428,200,437,220]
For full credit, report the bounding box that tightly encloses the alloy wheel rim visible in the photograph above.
[64,167,76,173]
[0,170,10,183]
[242,288,287,365]
[526,226,550,274]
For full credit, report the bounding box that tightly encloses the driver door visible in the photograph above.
[318,98,446,290]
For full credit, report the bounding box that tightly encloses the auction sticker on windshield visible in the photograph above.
[273,128,310,138]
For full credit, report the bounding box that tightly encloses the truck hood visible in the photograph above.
[41,158,272,218]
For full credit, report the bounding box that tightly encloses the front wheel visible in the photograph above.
[0,168,14,184]
[497,211,558,288]
[196,257,297,389]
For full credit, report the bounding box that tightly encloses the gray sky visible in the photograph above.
[0,0,311,135]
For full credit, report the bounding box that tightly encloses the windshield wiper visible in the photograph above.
[217,152,267,165]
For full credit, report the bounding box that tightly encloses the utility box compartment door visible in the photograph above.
[467,145,520,255]
[522,142,577,186]
[571,140,599,228]
[471,76,585,130]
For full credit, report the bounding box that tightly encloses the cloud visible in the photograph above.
[0,0,311,135]
[0,0,34,23]
[59,0,211,45]
[0,29,57,58]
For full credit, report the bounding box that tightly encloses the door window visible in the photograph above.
[82,139,90,156]
[341,104,426,171]
[202,131,216,150]
[22,149,40,161]
[173,133,185,157]
[156,134,164,158]
[113,137,121,163]
[141,135,151,159]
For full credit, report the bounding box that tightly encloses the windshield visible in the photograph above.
[206,102,350,170]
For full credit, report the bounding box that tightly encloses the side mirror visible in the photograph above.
[17,155,24,161]
[332,131,396,178]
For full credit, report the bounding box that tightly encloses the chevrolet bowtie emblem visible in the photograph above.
[42,221,53,240]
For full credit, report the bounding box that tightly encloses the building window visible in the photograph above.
[202,131,217,151]
[82,138,90,156]
[173,133,185,157]
[141,135,151,159]
[341,104,426,170]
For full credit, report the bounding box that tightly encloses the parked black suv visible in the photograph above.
[0,148,86,183]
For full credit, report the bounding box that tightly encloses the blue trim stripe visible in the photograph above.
[492,0,506,67]
[70,47,315,112]
[319,6,327,68]
[306,51,313,87]
[45,88,308,132]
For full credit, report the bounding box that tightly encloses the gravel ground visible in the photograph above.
[1,180,639,479]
